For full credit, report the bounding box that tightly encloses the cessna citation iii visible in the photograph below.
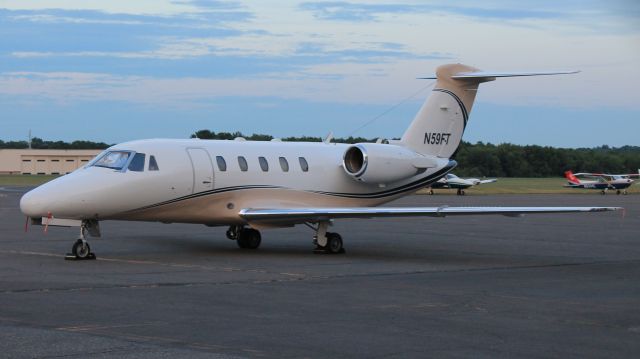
[20,64,622,259]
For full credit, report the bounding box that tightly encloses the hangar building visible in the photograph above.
[0,149,102,175]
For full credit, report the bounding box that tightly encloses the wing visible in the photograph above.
[477,179,497,184]
[240,206,621,225]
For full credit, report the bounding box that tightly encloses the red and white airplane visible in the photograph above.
[564,170,639,195]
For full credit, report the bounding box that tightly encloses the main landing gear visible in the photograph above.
[227,225,261,249]
[311,221,345,254]
[65,221,96,260]
[456,189,466,196]
[226,222,345,254]
[616,189,628,195]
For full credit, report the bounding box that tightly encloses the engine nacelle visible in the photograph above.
[342,143,436,184]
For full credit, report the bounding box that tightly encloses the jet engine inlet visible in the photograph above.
[343,145,366,177]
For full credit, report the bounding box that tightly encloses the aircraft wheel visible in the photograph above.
[600,190,606,195]
[461,190,466,196]
[428,189,434,195]
[72,239,91,259]
[237,228,261,249]
[326,232,344,254]
[616,190,621,195]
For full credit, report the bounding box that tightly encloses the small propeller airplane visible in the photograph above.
[564,170,639,195]
[428,173,497,195]
[20,64,622,259]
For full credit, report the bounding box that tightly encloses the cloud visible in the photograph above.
[299,2,563,22]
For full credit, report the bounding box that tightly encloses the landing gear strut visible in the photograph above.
[457,189,466,196]
[228,225,261,249]
[66,222,96,260]
[312,221,345,254]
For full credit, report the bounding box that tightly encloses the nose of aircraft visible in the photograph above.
[19,175,82,219]
[20,187,51,218]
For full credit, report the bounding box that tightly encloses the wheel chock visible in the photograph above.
[64,253,97,260]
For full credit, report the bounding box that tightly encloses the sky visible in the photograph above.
[1,0,639,148]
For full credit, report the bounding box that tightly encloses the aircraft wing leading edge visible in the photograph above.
[240,206,621,224]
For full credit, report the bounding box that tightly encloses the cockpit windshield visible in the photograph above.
[92,151,132,170]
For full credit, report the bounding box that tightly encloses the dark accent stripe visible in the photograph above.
[127,161,457,213]
[311,161,456,199]
[131,184,282,212]
[433,88,468,128]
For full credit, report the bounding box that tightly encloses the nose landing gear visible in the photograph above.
[65,221,96,260]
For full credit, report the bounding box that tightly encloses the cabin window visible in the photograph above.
[298,157,309,172]
[216,156,226,171]
[128,153,146,172]
[149,155,159,171]
[279,157,289,172]
[259,157,269,172]
[238,156,248,171]
[93,151,131,170]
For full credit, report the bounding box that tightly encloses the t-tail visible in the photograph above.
[400,64,579,158]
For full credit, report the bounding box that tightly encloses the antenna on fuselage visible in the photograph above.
[323,131,334,144]
[346,80,435,137]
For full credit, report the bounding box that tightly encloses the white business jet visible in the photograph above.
[20,64,621,259]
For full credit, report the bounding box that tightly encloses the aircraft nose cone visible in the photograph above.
[20,189,47,218]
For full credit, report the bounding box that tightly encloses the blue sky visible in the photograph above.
[1,0,639,147]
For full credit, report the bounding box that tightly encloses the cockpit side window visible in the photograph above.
[128,153,146,172]
[149,155,159,171]
[93,151,131,170]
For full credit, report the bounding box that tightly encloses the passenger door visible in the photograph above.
[186,148,214,194]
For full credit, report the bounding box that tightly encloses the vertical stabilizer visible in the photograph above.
[400,64,578,158]
[565,171,580,184]
[401,64,492,158]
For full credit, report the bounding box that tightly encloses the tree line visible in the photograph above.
[0,137,110,150]
[2,131,638,177]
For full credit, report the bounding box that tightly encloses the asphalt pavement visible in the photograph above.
[1,187,639,358]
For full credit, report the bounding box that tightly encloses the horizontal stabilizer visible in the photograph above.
[419,70,579,80]
[240,206,621,224]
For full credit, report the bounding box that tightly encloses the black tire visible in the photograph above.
[237,229,261,249]
[72,239,91,259]
[616,190,621,195]
[326,232,343,254]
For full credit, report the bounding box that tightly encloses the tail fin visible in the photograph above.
[565,170,580,184]
[400,64,578,158]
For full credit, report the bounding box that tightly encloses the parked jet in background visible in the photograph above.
[20,64,621,259]
[564,170,639,195]
[428,173,497,195]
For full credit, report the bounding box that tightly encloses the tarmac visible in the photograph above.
[1,187,639,358]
